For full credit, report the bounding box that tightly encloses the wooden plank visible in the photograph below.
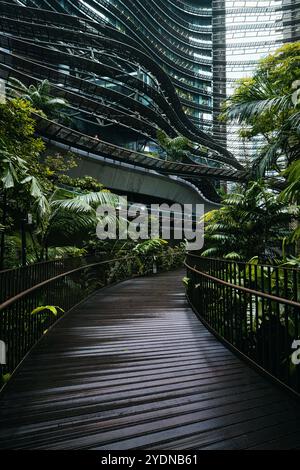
[0,270,300,449]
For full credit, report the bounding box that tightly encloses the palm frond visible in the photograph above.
[201,247,220,257]
[51,191,118,213]
[251,140,282,177]
[46,98,69,108]
[224,252,243,260]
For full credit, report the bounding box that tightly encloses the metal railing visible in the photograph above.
[0,252,184,382]
[185,254,300,397]
[0,255,101,304]
[0,257,139,379]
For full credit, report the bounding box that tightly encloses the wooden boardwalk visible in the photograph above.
[1,270,300,450]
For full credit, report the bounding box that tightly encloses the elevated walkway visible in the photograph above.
[1,271,300,449]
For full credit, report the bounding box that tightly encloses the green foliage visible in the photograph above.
[35,187,118,254]
[0,98,49,219]
[279,160,300,247]
[132,238,168,255]
[31,305,65,334]
[201,180,297,261]
[280,159,300,204]
[156,129,191,162]
[279,255,300,270]
[100,240,185,283]
[8,78,69,122]
[131,239,168,275]
[31,305,64,317]
[57,174,104,192]
[221,42,300,176]
[0,94,117,268]
[0,98,45,172]
[46,246,88,259]
[44,152,77,173]
[156,242,186,272]
[1,373,11,385]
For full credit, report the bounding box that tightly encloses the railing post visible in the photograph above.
[20,217,27,268]
[184,256,300,397]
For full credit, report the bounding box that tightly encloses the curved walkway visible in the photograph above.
[1,271,300,449]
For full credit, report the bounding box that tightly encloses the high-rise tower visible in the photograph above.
[212,0,300,164]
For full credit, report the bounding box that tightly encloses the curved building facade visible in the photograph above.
[0,0,242,165]
[1,0,297,202]
[21,0,215,132]
[0,0,248,209]
[213,0,300,164]
[0,0,297,176]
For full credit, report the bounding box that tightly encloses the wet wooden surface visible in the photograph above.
[1,270,300,449]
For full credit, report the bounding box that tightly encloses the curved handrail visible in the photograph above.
[0,256,140,378]
[0,252,185,379]
[184,261,300,309]
[0,257,127,311]
[187,252,300,273]
[0,255,82,275]
[0,255,101,303]
[34,114,246,181]
[185,258,300,397]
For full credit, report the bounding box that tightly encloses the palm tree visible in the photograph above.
[201,180,297,261]
[221,43,300,177]
[223,74,300,177]
[8,78,69,122]
[0,141,49,268]
[280,160,300,249]
[0,139,49,216]
[281,160,300,204]
[156,130,191,162]
[35,187,119,259]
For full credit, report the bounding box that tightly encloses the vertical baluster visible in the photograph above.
[293,269,300,392]
[283,269,290,386]
[230,261,235,346]
[260,264,266,369]
[248,263,253,359]
[266,266,273,374]
[274,267,281,381]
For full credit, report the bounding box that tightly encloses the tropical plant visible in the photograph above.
[279,160,300,247]
[57,174,104,192]
[221,43,300,176]
[136,239,167,270]
[0,99,50,268]
[132,238,168,256]
[8,78,69,122]
[31,305,65,336]
[156,129,191,162]
[34,187,119,259]
[201,180,297,261]
[31,305,64,321]
[0,98,47,195]
[280,159,300,204]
